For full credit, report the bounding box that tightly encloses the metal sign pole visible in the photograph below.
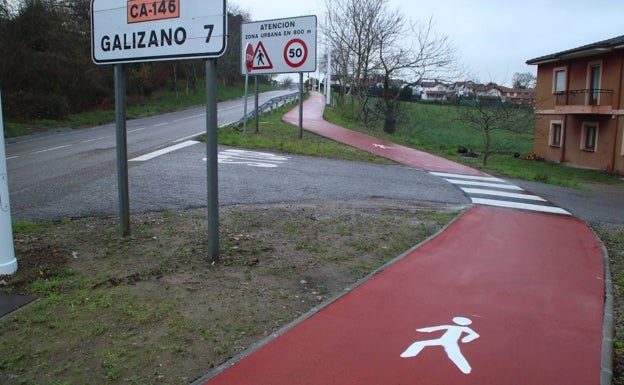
[326,35,331,105]
[254,76,259,134]
[114,64,131,237]
[299,72,304,139]
[0,89,17,275]
[206,59,219,261]
[243,43,253,135]
[243,72,249,134]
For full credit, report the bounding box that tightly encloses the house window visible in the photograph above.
[554,68,566,93]
[588,62,601,105]
[581,122,598,151]
[550,122,562,147]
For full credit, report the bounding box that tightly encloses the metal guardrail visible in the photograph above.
[225,91,300,129]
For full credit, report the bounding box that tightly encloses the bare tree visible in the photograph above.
[375,17,458,133]
[324,0,387,124]
[512,72,536,89]
[456,96,533,166]
[324,0,459,133]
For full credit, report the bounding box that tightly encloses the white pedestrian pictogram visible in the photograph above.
[400,316,479,374]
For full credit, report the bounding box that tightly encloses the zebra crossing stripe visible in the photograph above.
[430,171,571,216]
[471,198,571,215]
[460,188,546,202]
[444,179,524,190]
[430,172,504,182]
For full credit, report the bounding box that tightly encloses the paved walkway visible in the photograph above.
[194,92,608,385]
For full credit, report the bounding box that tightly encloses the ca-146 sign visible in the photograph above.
[91,0,227,64]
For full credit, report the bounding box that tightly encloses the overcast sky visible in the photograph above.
[231,0,624,86]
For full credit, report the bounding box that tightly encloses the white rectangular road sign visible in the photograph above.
[91,0,227,64]
[241,15,317,75]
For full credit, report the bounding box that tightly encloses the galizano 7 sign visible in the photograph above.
[91,0,227,64]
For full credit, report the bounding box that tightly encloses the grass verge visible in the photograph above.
[594,223,624,385]
[323,98,623,188]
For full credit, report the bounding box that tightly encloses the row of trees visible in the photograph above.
[0,0,251,120]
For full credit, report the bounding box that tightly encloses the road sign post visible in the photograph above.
[254,76,259,134]
[243,43,253,134]
[0,89,17,275]
[299,73,304,139]
[206,59,219,260]
[242,16,317,138]
[91,0,226,260]
[114,64,131,236]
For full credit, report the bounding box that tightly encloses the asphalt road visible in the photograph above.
[512,178,624,224]
[4,92,467,221]
[4,92,623,224]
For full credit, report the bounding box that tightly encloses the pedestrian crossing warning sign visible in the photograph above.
[241,16,316,74]
[252,42,273,70]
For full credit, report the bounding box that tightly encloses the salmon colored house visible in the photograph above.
[527,35,624,174]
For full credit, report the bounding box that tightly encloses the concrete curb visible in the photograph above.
[596,228,614,385]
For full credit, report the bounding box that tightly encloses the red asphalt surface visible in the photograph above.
[198,92,606,385]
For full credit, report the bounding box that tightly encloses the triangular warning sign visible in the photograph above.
[252,42,273,70]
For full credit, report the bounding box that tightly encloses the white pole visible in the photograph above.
[0,89,17,275]
[326,33,331,105]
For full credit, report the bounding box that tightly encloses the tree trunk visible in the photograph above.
[483,128,491,166]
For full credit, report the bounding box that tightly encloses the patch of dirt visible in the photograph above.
[0,198,461,385]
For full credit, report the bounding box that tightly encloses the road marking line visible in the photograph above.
[130,140,199,162]
[430,171,504,183]
[173,114,203,122]
[173,132,204,143]
[445,179,523,190]
[460,188,547,201]
[29,145,71,155]
[215,149,290,168]
[471,198,571,215]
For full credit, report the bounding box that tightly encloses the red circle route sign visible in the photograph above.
[283,39,308,68]
[245,43,254,73]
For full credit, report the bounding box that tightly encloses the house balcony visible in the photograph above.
[554,89,614,114]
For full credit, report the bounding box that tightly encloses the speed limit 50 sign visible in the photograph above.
[241,15,317,75]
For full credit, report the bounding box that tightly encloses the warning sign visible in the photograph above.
[241,15,316,75]
[252,42,273,70]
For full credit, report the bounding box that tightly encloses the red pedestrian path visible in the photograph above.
[283,92,487,176]
[198,207,604,385]
[194,92,608,385]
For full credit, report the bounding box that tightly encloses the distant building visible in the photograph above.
[413,81,454,101]
[527,35,624,173]
[497,86,535,106]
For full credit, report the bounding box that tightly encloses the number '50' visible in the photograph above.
[289,48,303,58]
